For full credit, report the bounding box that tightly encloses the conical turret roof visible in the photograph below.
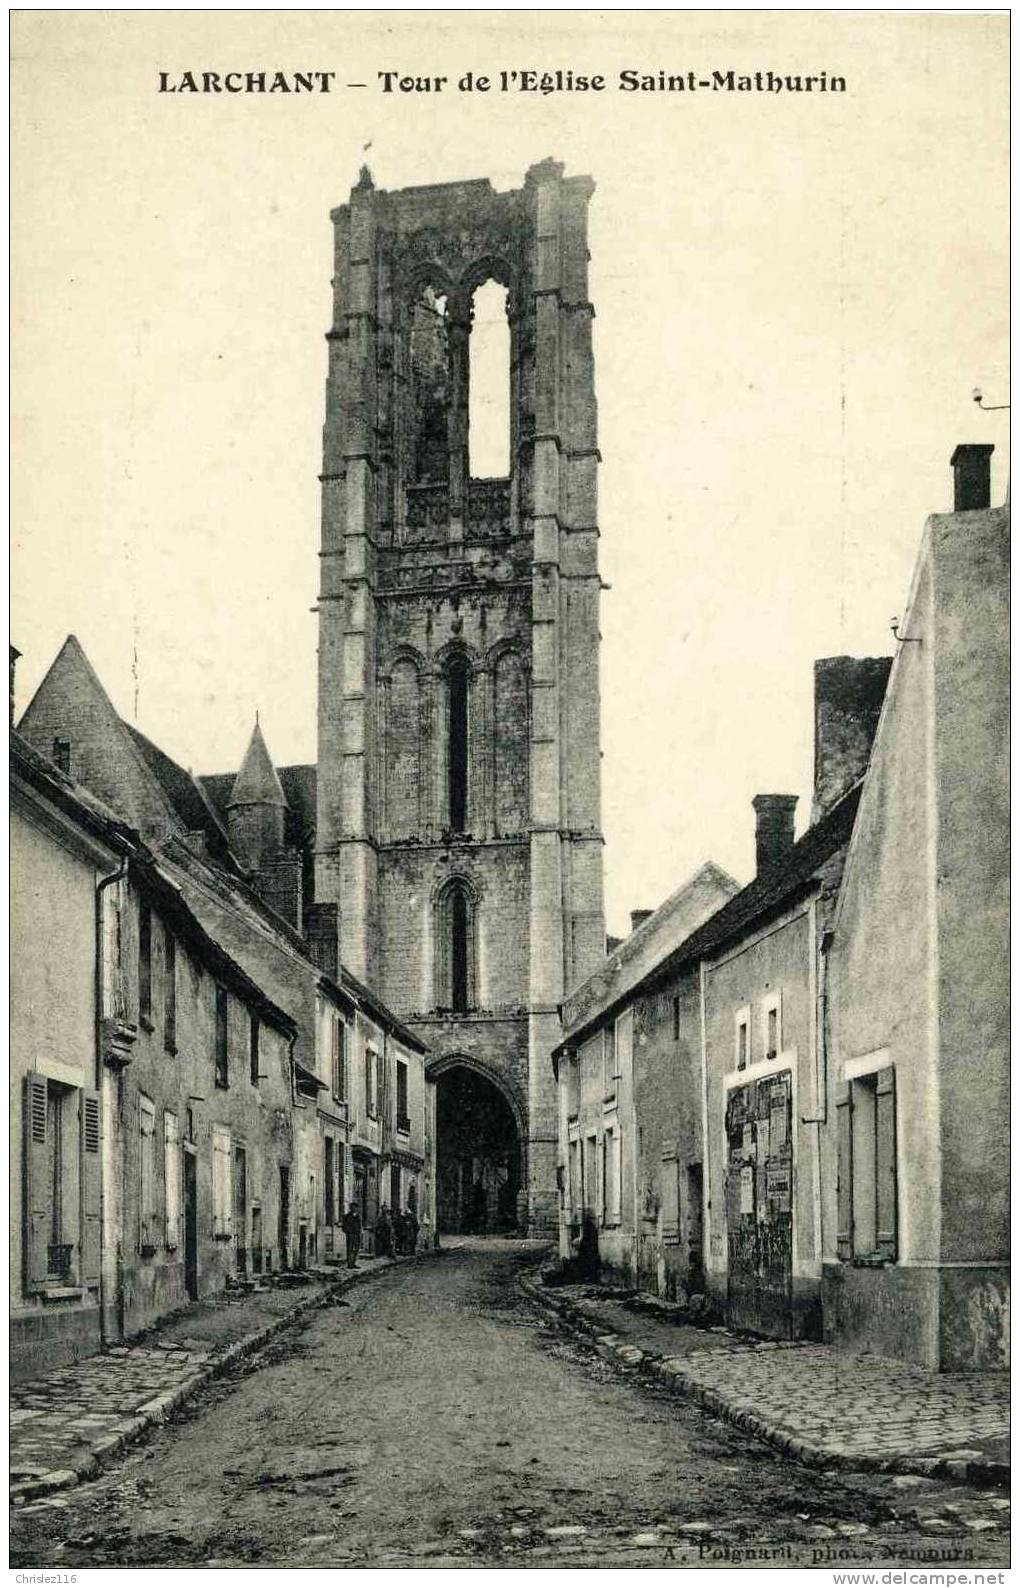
[228,720,287,809]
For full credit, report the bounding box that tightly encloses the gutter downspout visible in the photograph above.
[802,926,834,1276]
[95,852,129,1347]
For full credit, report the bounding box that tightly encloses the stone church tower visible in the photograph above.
[314,159,605,1233]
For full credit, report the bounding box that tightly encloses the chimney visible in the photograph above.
[630,909,653,934]
[304,902,339,980]
[606,934,623,955]
[753,794,798,878]
[811,656,892,822]
[951,444,994,512]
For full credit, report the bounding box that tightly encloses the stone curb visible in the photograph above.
[11,1255,422,1504]
[520,1275,1009,1492]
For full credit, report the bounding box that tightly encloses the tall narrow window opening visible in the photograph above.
[447,655,470,831]
[451,885,469,1012]
[164,930,177,1052]
[214,986,229,1089]
[410,287,450,486]
[468,280,510,478]
[138,903,152,1026]
[436,878,476,1014]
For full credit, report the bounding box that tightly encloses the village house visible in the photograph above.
[821,448,1009,1370]
[12,635,435,1373]
[552,653,890,1334]
[552,865,739,1288]
[11,731,122,1379]
[551,446,1007,1370]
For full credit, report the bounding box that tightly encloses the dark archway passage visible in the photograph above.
[435,1066,521,1235]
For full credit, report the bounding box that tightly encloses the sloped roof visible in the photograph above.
[11,729,297,1039]
[554,782,862,1058]
[229,721,288,809]
[560,861,740,1037]
[124,722,234,859]
[202,762,317,850]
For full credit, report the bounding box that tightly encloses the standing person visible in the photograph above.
[405,1204,419,1256]
[392,1206,406,1256]
[341,1201,362,1269]
[375,1204,392,1258]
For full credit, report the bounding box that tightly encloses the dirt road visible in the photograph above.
[10,1240,1009,1569]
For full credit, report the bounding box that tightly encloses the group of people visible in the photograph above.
[375,1203,419,1259]
[339,1201,419,1268]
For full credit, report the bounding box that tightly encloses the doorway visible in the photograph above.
[183,1149,198,1301]
[434,1065,521,1234]
[725,1071,793,1338]
[278,1165,290,1269]
[234,1146,247,1277]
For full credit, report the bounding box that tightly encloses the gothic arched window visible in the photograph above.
[436,878,476,1013]
[468,279,510,479]
[409,286,450,485]
[445,652,470,832]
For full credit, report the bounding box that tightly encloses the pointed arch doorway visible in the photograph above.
[430,1057,523,1234]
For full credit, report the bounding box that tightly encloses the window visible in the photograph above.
[23,1076,100,1291]
[138,902,152,1026]
[445,654,470,832]
[602,1027,616,1099]
[568,1138,582,1221]
[734,1005,751,1071]
[365,1047,379,1119]
[396,1059,410,1133]
[249,1012,260,1086]
[565,1053,580,1120]
[761,992,782,1062]
[468,278,510,478]
[139,1096,157,1253]
[330,1015,346,1102]
[214,986,229,1088]
[661,1152,681,1242]
[102,878,126,1020]
[602,1129,622,1226]
[408,284,450,486]
[436,877,475,1013]
[164,1111,181,1249]
[836,1065,897,1264]
[584,1135,598,1213]
[324,1137,335,1225]
[616,1009,633,1085]
[450,887,468,1009]
[164,930,177,1052]
[212,1125,232,1238]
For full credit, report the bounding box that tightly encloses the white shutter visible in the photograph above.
[164,1112,180,1249]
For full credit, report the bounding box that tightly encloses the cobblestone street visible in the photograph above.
[10,1243,1010,1570]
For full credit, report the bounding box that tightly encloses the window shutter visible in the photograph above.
[80,1089,102,1286]
[164,1112,180,1249]
[139,1101,156,1248]
[835,1079,853,1261]
[661,1155,680,1240]
[875,1066,898,1261]
[24,1074,50,1291]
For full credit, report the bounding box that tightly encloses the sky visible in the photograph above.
[11,11,1009,939]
